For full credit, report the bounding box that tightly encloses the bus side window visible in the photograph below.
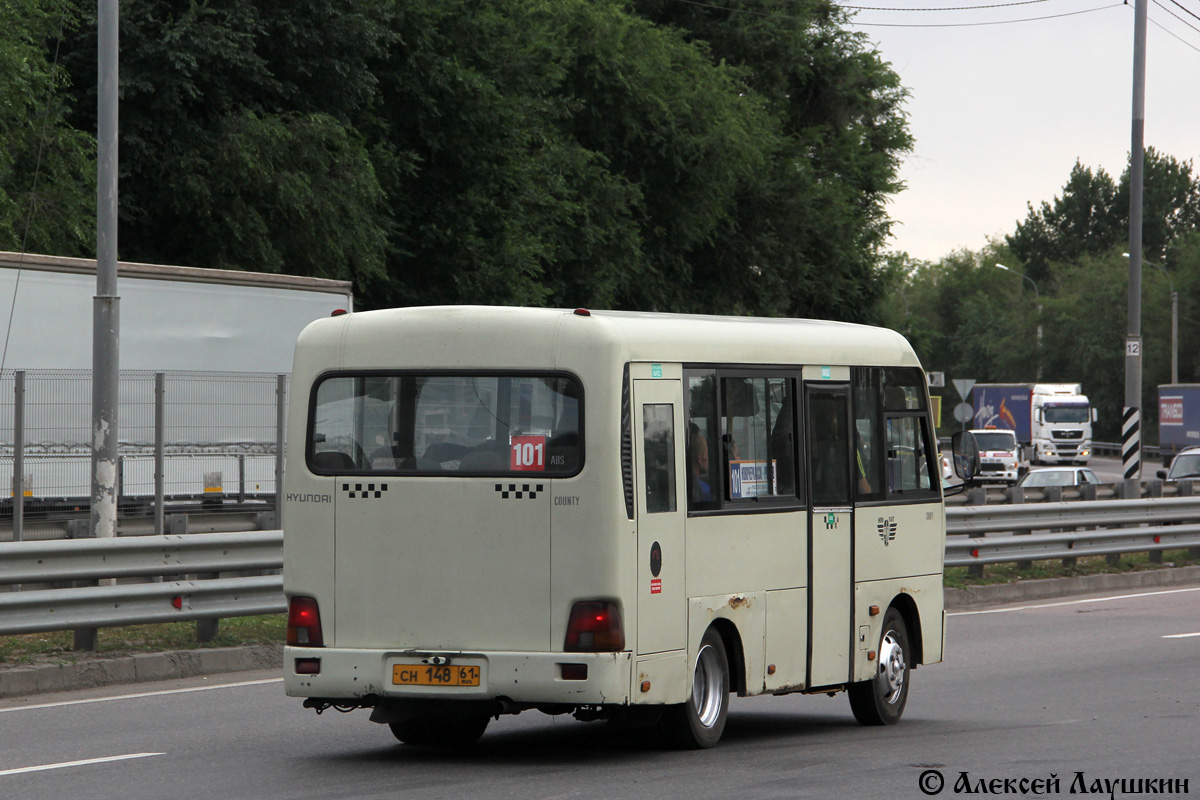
[722,376,798,501]
[685,371,720,511]
[852,368,883,499]
[882,367,936,496]
[643,404,677,513]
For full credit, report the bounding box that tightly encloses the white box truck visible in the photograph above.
[972,382,1095,465]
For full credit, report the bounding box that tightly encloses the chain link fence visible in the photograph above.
[2,370,287,541]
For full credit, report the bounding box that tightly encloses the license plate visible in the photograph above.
[392,664,481,687]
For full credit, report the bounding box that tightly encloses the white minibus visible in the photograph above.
[283,306,977,748]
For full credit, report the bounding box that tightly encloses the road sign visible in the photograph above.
[953,379,975,400]
[953,402,974,424]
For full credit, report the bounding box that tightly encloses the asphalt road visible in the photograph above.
[2,585,1197,800]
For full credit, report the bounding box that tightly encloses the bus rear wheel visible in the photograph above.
[659,628,730,749]
[388,707,490,746]
[848,608,910,726]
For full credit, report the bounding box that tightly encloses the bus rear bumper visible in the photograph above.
[284,646,633,707]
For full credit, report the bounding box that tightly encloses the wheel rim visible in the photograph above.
[878,628,907,704]
[692,644,725,728]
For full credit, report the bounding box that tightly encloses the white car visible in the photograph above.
[1015,466,1101,488]
[968,429,1025,484]
[1157,446,1200,481]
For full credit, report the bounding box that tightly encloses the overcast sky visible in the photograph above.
[847,0,1200,262]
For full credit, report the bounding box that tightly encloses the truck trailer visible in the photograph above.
[1157,384,1200,464]
[971,383,1094,465]
[2,250,353,516]
[0,250,352,373]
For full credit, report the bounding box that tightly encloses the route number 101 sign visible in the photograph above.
[510,435,547,471]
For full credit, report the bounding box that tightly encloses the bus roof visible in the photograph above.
[299,306,922,370]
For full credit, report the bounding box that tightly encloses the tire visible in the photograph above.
[848,608,911,726]
[388,707,490,746]
[659,628,730,749]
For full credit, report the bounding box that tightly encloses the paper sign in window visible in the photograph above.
[729,459,777,499]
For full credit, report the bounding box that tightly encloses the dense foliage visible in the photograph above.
[0,0,94,255]
[875,152,1200,445]
[1,0,912,322]
[8,0,1198,446]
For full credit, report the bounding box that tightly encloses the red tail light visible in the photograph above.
[287,596,324,647]
[564,601,624,652]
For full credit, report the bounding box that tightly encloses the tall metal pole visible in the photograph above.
[92,0,120,539]
[1170,290,1178,384]
[12,371,25,543]
[1123,0,1147,485]
[275,374,287,531]
[154,372,165,536]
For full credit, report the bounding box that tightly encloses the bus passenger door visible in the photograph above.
[633,379,686,656]
[805,384,853,689]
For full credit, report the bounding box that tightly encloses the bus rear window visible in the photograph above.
[308,373,582,476]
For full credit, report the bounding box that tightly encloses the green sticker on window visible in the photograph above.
[821,366,831,379]
[652,364,662,378]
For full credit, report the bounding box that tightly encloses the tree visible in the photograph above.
[0,0,94,256]
[43,0,911,317]
[1006,161,1121,285]
[1007,149,1200,284]
[58,0,392,283]
[629,0,913,321]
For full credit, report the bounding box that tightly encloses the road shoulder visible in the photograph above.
[945,564,1200,610]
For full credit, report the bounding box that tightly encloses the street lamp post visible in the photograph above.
[1125,253,1178,384]
[996,263,1042,380]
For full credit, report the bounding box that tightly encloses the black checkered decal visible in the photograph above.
[495,483,544,500]
[342,482,388,499]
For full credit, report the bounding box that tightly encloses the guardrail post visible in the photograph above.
[1146,480,1165,564]
[196,606,220,643]
[1181,481,1200,558]
[1065,484,1099,568]
[1008,485,1034,571]
[967,484,987,578]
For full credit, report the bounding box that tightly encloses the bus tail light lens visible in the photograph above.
[287,596,324,647]
[564,601,624,652]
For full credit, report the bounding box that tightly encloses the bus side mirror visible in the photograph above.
[1092,409,1098,422]
[951,431,980,481]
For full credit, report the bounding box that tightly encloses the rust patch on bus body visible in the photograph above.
[727,594,752,611]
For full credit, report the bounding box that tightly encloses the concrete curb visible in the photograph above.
[0,644,282,699]
[945,565,1200,610]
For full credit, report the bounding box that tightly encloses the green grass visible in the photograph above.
[0,615,285,666]
[944,548,1200,589]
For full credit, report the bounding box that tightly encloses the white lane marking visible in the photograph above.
[1162,632,1200,639]
[0,677,283,714]
[0,752,164,777]
[949,586,1200,617]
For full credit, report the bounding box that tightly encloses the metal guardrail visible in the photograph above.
[3,496,1200,639]
[0,531,284,636]
[946,496,1200,568]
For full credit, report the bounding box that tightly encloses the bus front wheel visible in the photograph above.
[848,608,910,726]
[659,628,730,749]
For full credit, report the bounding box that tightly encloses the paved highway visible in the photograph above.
[2,586,1197,800]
